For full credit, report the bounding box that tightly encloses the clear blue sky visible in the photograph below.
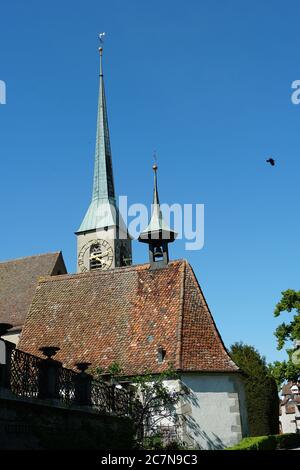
[0,0,299,364]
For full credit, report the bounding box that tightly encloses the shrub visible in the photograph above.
[227,435,277,450]
[275,433,300,449]
[227,433,300,450]
[229,343,279,436]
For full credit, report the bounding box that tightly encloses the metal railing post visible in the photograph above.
[38,346,61,400]
[111,384,116,414]
[0,323,15,390]
[74,362,92,406]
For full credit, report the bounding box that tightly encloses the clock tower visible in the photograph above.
[75,45,132,273]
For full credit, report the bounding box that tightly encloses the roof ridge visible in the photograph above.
[176,260,187,370]
[38,259,188,283]
[0,251,61,265]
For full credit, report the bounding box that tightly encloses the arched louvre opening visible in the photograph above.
[89,243,103,270]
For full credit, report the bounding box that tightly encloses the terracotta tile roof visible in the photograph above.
[280,394,300,416]
[19,260,239,376]
[281,381,300,396]
[281,397,290,406]
[0,252,67,328]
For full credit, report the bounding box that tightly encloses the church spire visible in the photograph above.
[77,44,116,234]
[139,164,176,269]
[92,45,115,203]
[76,40,132,273]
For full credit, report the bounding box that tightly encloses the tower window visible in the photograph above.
[120,245,132,267]
[90,243,103,270]
[157,347,166,363]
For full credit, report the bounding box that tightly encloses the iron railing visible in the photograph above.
[1,341,134,418]
[141,424,181,447]
[10,348,41,398]
[91,380,133,417]
[91,380,111,414]
[58,365,77,405]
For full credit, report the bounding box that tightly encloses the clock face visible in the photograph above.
[78,239,114,272]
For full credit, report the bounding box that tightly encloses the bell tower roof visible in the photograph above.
[139,164,177,242]
[139,164,176,269]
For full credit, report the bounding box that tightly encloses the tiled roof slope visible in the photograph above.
[0,252,67,328]
[181,263,237,371]
[281,381,300,396]
[19,260,238,375]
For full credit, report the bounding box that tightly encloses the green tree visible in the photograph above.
[128,368,185,447]
[269,360,300,387]
[274,289,300,349]
[230,342,279,436]
[269,290,300,387]
[88,362,187,448]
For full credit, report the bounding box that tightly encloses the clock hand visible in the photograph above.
[98,250,110,258]
[92,257,110,266]
[90,255,111,264]
[89,250,110,260]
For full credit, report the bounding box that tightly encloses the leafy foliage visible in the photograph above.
[226,433,300,451]
[87,362,187,448]
[230,342,279,436]
[226,435,277,451]
[274,289,300,349]
[268,289,300,387]
[142,434,187,450]
[88,361,123,381]
[88,365,104,379]
[269,359,300,387]
[128,367,185,446]
[108,361,123,376]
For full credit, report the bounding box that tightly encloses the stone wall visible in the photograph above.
[179,373,249,449]
[280,406,298,434]
[0,394,133,450]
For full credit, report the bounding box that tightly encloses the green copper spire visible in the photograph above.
[77,46,117,233]
[92,46,115,202]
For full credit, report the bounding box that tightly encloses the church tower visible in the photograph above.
[76,45,132,273]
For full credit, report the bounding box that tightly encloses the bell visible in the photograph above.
[154,246,163,259]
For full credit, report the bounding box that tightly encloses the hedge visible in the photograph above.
[226,433,300,450]
[275,433,300,449]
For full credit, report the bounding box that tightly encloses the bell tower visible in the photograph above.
[139,164,176,269]
[75,43,132,273]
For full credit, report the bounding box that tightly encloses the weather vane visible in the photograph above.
[98,32,106,44]
[98,32,106,58]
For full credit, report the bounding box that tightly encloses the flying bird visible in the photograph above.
[266,158,275,166]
